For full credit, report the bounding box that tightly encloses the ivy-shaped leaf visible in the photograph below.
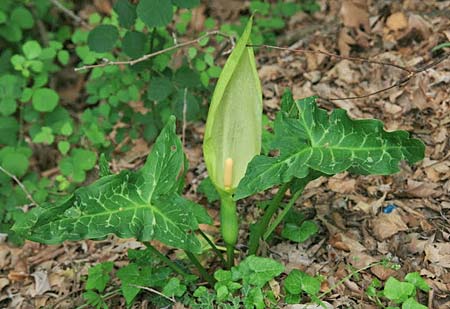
[236,94,425,199]
[13,117,211,253]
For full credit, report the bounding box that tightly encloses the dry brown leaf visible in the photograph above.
[371,264,397,280]
[328,176,356,194]
[258,64,283,81]
[190,5,206,32]
[31,270,51,297]
[8,271,29,282]
[269,279,281,300]
[406,179,441,197]
[284,302,333,309]
[340,0,370,31]
[93,0,112,15]
[371,212,408,240]
[348,251,377,269]
[425,243,450,268]
[338,28,355,56]
[329,233,367,252]
[0,278,9,291]
[0,245,10,269]
[386,12,409,31]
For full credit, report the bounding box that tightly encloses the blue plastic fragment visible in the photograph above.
[383,204,397,214]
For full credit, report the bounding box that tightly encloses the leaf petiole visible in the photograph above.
[263,187,304,241]
[185,251,215,286]
[198,229,227,266]
[144,242,190,278]
[247,182,290,255]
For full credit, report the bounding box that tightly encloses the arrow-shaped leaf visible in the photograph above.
[236,95,425,199]
[13,117,210,253]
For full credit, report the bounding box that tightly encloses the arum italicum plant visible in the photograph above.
[203,17,262,267]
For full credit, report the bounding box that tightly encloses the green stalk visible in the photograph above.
[219,191,238,268]
[198,229,227,265]
[263,187,304,241]
[247,183,289,255]
[263,173,322,241]
[144,242,190,278]
[185,251,215,286]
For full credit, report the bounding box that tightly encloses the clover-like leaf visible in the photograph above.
[13,117,210,253]
[236,94,425,199]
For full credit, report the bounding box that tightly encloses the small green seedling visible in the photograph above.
[367,272,430,308]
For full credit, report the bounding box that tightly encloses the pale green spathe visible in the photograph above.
[203,18,262,191]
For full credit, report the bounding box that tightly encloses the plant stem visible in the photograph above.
[263,187,304,240]
[318,261,383,299]
[185,251,215,286]
[219,191,238,268]
[198,229,227,265]
[247,183,289,255]
[75,288,121,309]
[260,172,323,245]
[144,242,190,278]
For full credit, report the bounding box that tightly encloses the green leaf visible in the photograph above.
[137,0,173,28]
[245,287,265,309]
[173,90,200,121]
[114,0,137,28]
[83,290,108,309]
[13,117,203,253]
[11,7,34,29]
[173,66,200,88]
[281,220,318,243]
[284,269,321,295]
[0,11,6,24]
[203,17,262,191]
[87,25,119,53]
[162,277,187,297]
[122,31,147,58]
[86,262,114,292]
[57,50,70,65]
[384,277,415,304]
[0,74,24,116]
[0,117,19,145]
[236,96,425,199]
[58,141,70,155]
[73,149,97,171]
[32,127,54,144]
[404,272,430,293]
[197,177,220,203]
[23,41,42,60]
[280,88,297,117]
[117,263,152,305]
[32,88,59,112]
[147,76,173,101]
[99,153,111,177]
[402,297,427,309]
[171,0,200,9]
[0,149,29,177]
[232,255,284,287]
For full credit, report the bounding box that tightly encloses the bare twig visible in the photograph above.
[75,31,235,72]
[248,44,413,73]
[49,0,87,26]
[130,284,175,303]
[249,44,450,102]
[0,166,38,206]
[182,88,188,147]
